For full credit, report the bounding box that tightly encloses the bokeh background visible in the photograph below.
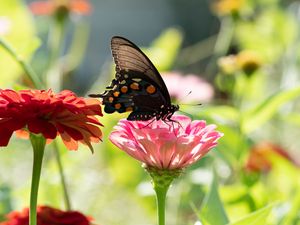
[1,0,300,224]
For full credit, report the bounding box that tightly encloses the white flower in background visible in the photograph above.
[0,17,11,35]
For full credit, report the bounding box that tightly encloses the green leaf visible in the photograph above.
[282,112,300,127]
[183,105,240,125]
[227,203,275,225]
[235,8,297,63]
[199,175,229,225]
[241,86,300,134]
[144,27,183,71]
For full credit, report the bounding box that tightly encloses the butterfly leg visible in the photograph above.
[166,114,184,132]
[141,118,156,129]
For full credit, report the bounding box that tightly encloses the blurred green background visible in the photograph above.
[1,0,300,224]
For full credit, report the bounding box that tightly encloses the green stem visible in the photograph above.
[154,185,169,225]
[205,17,235,75]
[147,167,182,225]
[0,38,44,89]
[29,134,46,225]
[54,141,71,210]
[46,18,67,91]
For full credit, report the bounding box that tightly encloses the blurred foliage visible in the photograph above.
[1,0,300,225]
[0,0,39,87]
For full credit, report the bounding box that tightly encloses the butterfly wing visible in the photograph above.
[111,36,171,103]
[89,36,176,121]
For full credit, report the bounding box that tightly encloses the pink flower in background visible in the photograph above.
[110,115,223,170]
[162,72,214,103]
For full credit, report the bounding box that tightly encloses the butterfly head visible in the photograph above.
[163,104,179,119]
[172,104,179,112]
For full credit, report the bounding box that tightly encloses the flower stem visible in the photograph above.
[46,18,67,91]
[205,17,235,75]
[54,140,71,210]
[146,167,182,225]
[154,185,169,225]
[0,37,44,89]
[29,134,46,225]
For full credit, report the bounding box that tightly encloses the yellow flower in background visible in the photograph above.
[217,55,237,75]
[212,0,245,16]
[218,50,262,75]
[236,50,262,75]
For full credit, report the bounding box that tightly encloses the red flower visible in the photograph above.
[0,89,103,151]
[0,206,92,225]
[29,0,92,16]
[245,142,297,173]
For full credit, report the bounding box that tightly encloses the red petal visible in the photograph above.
[58,124,83,140]
[15,129,30,139]
[0,128,14,146]
[29,1,54,15]
[0,119,25,131]
[71,0,92,14]
[60,132,79,150]
[28,119,57,139]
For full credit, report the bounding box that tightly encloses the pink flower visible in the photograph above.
[162,72,214,103]
[109,115,223,170]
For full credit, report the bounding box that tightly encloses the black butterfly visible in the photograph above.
[89,36,179,121]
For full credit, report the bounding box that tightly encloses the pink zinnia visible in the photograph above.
[109,115,223,170]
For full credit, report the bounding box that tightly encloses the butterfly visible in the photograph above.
[89,36,179,122]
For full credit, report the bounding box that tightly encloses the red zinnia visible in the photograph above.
[0,206,92,225]
[245,142,297,173]
[0,89,103,151]
[29,0,92,16]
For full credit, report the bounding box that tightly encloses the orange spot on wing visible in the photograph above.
[108,97,114,103]
[113,91,120,97]
[130,82,139,90]
[121,86,128,93]
[115,103,121,109]
[146,85,156,94]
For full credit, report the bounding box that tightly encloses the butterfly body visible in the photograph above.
[89,36,179,122]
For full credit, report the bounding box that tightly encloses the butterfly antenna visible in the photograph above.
[177,91,202,106]
[177,91,192,104]
[179,103,202,106]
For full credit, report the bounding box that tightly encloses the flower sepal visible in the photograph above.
[29,133,46,151]
[145,165,182,189]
